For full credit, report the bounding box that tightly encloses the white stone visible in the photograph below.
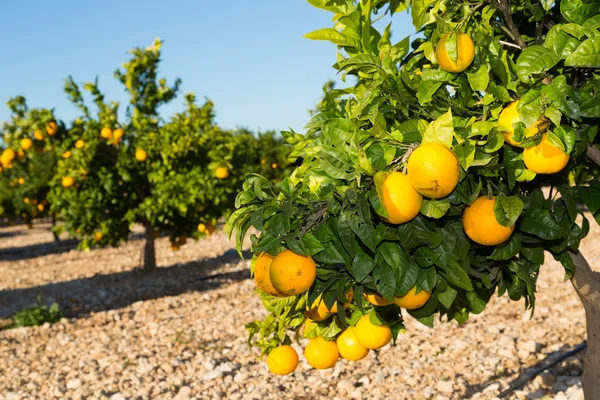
[202,370,224,381]
[437,380,454,395]
[66,378,82,390]
[173,386,192,400]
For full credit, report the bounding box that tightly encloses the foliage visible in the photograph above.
[230,0,600,353]
[5,296,63,329]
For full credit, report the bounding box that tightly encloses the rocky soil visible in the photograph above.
[0,219,597,400]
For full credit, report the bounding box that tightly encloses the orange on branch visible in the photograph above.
[269,249,316,296]
[407,143,460,199]
[463,196,515,246]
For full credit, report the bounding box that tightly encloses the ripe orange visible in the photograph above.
[436,32,475,73]
[94,231,103,241]
[24,198,30,204]
[271,163,278,169]
[380,172,422,224]
[305,294,334,321]
[75,140,85,149]
[18,178,25,185]
[260,159,267,165]
[304,337,339,369]
[34,130,44,140]
[364,292,391,306]
[393,286,431,309]
[523,134,569,174]
[498,101,547,146]
[37,204,44,212]
[101,128,113,139]
[270,249,316,296]
[408,143,460,199]
[136,149,148,162]
[21,138,33,150]
[62,176,75,188]
[354,315,392,350]
[215,167,229,179]
[46,122,58,136]
[254,252,281,296]
[267,345,298,375]
[336,329,369,361]
[1,148,16,167]
[113,129,124,142]
[463,196,515,245]
[63,151,72,159]
[197,223,207,233]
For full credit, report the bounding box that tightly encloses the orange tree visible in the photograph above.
[229,0,600,394]
[0,97,60,234]
[48,38,290,271]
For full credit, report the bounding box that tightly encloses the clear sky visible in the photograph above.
[0,1,412,133]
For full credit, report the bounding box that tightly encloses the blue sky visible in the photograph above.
[0,1,412,133]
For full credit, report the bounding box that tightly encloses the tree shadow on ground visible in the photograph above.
[0,248,252,320]
[0,239,81,262]
[0,230,25,239]
[463,343,584,398]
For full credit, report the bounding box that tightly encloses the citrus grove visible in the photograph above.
[227,0,600,396]
[0,39,291,271]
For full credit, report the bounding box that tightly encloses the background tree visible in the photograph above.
[230,0,600,395]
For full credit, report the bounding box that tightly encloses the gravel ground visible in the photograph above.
[0,219,597,400]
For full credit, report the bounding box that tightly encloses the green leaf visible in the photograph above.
[377,242,407,269]
[561,0,600,24]
[390,119,426,143]
[373,260,397,302]
[467,64,490,92]
[521,246,545,264]
[517,90,544,127]
[489,234,521,260]
[444,261,473,291]
[520,209,565,240]
[411,0,436,30]
[417,81,443,105]
[437,285,457,309]
[545,25,582,59]
[516,46,559,83]
[351,247,376,282]
[579,180,600,224]
[421,108,454,148]
[582,15,600,31]
[565,37,600,68]
[540,75,580,120]
[396,261,419,297]
[420,198,451,219]
[304,28,359,47]
[494,195,524,227]
[453,140,476,170]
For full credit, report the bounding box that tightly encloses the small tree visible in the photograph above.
[230,0,600,395]
[49,38,291,271]
[0,97,59,236]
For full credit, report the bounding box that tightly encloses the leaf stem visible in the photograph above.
[494,0,527,49]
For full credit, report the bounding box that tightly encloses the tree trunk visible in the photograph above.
[570,250,600,399]
[142,222,156,272]
[52,213,60,242]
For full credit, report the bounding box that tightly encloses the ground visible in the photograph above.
[0,219,596,400]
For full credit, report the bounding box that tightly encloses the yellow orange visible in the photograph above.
[21,138,33,150]
[523,134,569,174]
[354,316,392,350]
[337,329,369,361]
[46,122,58,136]
[463,196,515,245]
[254,252,281,296]
[215,167,229,179]
[304,337,339,369]
[267,345,298,375]
[34,130,44,140]
[393,286,431,309]
[436,32,475,73]
[62,176,74,187]
[498,101,547,146]
[407,143,460,199]
[101,128,113,139]
[380,172,422,224]
[269,250,316,296]
[75,140,85,149]
[364,292,391,306]
[136,149,147,162]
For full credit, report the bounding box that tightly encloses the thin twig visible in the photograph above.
[536,16,546,45]
[494,0,527,49]
[499,40,522,49]
[497,342,587,398]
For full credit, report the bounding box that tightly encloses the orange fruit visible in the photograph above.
[75,140,85,149]
[18,178,25,185]
[94,231,103,241]
[354,315,392,350]
[364,292,391,306]
[393,286,431,309]
[407,143,460,199]
[304,337,339,369]
[113,129,124,141]
[523,134,569,174]
[215,167,229,179]
[271,163,278,169]
[267,345,299,375]
[136,149,147,162]
[197,223,207,233]
[270,249,316,296]
[205,222,216,235]
[21,138,33,150]
[254,252,281,296]
[463,196,515,245]
[37,204,44,212]
[380,172,422,224]
[436,32,475,73]
[101,128,113,139]
[260,159,267,165]
[337,329,369,361]
[34,130,44,140]
[46,122,58,136]
[63,151,72,159]
[498,101,547,146]
[305,294,334,321]
[62,176,75,187]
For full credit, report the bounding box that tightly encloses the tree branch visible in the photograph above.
[494,0,527,49]
[536,16,546,45]
[586,145,600,167]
